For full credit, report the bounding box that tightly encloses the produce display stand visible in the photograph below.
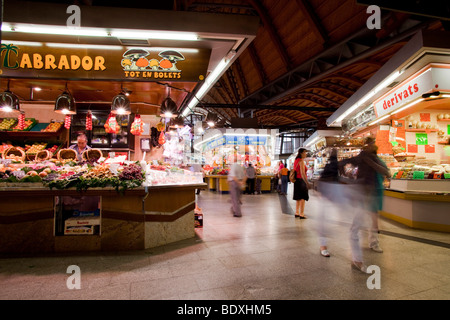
[0,183,206,254]
[205,174,273,194]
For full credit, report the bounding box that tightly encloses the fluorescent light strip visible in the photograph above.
[111,30,198,41]
[368,114,390,126]
[46,43,123,50]
[1,40,42,46]
[333,70,402,124]
[391,98,423,115]
[2,23,199,41]
[183,58,233,117]
[2,24,108,37]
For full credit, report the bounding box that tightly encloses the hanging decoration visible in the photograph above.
[86,110,93,131]
[158,130,166,145]
[130,114,144,136]
[18,112,26,130]
[104,113,120,134]
[156,120,165,132]
[64,115,71,129]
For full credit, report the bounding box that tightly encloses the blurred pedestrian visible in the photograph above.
[339,137,390,273]
[228,157,246,217]
[245,163,256,194]
[278,162,289,195]
[293,148,310,218]
[316,148,339,257]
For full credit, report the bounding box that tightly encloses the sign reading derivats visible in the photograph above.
[0,42,210,82]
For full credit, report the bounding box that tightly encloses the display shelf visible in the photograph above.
[0,125,65,139]
[405,129,439,132]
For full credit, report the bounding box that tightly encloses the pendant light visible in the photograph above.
[54,85,76,115]
[205,112,218,127]
[160,88,178,118]
[0,81,21,113]
[111,92,131,115]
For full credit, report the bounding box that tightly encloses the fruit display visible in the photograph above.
[0,118,17,130]
[25,142,47,154]
[41,122,63,132]
[11,118,36,131]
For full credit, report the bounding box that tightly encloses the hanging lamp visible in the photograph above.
[160,88,178,118]
[54,85,76,114]
[111,92,131,115]
[0,81,21,113]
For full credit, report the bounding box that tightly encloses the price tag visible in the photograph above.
[413,171,425,179]
[396,171,403,179]
[415,133,428,145]
[433,173,442,179]
[444,173,450,179]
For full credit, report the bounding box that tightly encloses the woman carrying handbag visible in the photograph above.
[292,148,310,218]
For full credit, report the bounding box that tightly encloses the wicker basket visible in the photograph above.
[2,147,26,161]
[82,148,103,162]
[57,148,77,161]
[35,150,53,162]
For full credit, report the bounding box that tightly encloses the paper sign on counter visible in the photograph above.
[425,144,435,153]
[413,171,425,179]
[407,144,418,153]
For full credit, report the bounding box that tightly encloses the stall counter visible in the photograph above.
[381,180,450,232]
[0,183,206,254]
[205,175,274,193]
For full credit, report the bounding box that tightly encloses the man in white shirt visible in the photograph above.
[228,158,246,217]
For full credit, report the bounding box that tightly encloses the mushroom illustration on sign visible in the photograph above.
[149,59,160,70]
[158,50,185,71]
[122,48,150,70]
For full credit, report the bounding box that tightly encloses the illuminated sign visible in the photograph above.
[0,42,210,82]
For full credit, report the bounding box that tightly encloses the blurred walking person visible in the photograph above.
[279,162,289,195]
[339,137,390,273]
[293,148,310,218]
[316,149,340,257]
[228,157,246,217]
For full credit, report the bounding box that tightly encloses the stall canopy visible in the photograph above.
[327,30,450,132]
[0,1,259,117]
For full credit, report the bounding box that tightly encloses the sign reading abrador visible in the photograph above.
[0,42,210,82]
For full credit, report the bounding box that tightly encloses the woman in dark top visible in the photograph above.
[293,148,310,218]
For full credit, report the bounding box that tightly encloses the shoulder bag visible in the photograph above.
[289,162,299,183]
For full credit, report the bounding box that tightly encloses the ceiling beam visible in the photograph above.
[247,0,292,69]
[295,0,329,46]
[238,17,432,106]
[199,103,336,112]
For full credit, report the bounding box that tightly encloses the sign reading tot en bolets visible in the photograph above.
[0,41,210,82]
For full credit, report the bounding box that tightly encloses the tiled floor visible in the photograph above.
[0,187,449,300]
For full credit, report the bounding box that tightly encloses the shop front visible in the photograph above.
[0,1,259,253]
[326,30,450,232]
[194,128,277,193]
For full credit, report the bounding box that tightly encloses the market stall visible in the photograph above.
[195,129,277,193]
[0,158,205,254]
[0,1,263,254]
[326,30,450,232]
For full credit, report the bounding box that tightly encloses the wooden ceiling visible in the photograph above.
[1,0,447,133]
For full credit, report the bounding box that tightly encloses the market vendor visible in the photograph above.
[69,132,91,161]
